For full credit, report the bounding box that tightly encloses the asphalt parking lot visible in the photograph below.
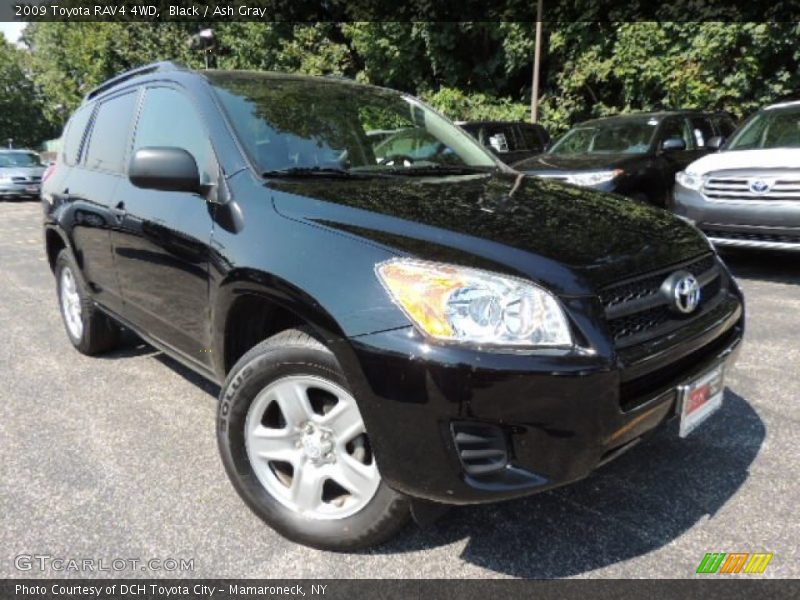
[1,200,798,579]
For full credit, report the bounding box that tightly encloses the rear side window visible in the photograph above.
[133,87,212,180]
[517,125,546,152]
[689,116,715,147]
[714,115,736,137]
[482,125,515,153]
[84,92,138,174]
[62,105,94,166]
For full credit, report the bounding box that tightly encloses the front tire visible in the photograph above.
[217,328,410,551]
[55,250,120,355]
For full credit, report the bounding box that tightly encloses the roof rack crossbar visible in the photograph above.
[83,61,185,102]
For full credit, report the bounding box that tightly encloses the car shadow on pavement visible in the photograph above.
[377,390,764,578]
[720,248,800,285]
[95,331,157,359]
[153,352,221,396]
[98,332,221,396]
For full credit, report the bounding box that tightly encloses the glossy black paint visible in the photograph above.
[514,111,733,207]
[43,68,745,504]
[129,147,201,193]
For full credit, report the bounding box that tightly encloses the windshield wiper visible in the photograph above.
[372,165,496,177]
[262,167,356,178]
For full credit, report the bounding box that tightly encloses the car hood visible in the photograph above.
[0,166,46,178]
[269,171,710,295]
[512,153,640,173]
[685,148,800,175]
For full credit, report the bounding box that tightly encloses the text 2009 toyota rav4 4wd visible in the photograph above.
[42,63,744,550]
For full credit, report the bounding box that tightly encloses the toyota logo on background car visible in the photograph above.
[671,273,702,314]
[748,178,774,194]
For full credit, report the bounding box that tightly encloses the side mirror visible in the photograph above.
[660,138,686,153]
[707,136,725,150]
[129,147,200,193]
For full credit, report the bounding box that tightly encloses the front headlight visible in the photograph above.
[376,259,573,348]
[676,170,704,190]
[566,169,623,187]
[0,175,13,184]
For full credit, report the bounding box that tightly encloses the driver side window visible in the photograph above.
[134,87,214,182]
[659,118,693,150]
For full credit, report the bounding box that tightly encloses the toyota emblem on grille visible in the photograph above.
[671,272,701,314]
[748,178,773,194]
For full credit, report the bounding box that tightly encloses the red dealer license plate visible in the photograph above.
[678,363,725,438]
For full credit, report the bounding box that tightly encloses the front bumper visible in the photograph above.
[675,185,800,251]
[0,183,41,199]
[332,292,744,504]
[528,171,619,194]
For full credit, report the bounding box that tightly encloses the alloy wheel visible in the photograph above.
[244,375,380,520]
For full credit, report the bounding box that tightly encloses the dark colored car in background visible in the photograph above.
[0,149,46,200]
[514,110,737,207]
[43,63,744,551]
[458,120,550,164]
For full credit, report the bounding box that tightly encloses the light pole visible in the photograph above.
[188,28,216,69]
[198,28,215,69]
[530,0,544,123]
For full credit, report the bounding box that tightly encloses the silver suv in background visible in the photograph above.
[0,149,46,200]
[674,101,800,251]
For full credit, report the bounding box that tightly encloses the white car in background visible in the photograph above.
[0,149,46,201]
[674,100,800,252]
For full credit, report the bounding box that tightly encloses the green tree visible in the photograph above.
[22,22,202,121]
[215,23,354,75]
[18,20,800,143]
[0,37,56,148]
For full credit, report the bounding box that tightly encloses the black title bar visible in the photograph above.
[3,0,800,22]
[3,579,800,600]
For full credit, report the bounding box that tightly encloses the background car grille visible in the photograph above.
[535,173,570,181]
[600,254,724,347]
[703,229,800,244]
[703,173,800,201]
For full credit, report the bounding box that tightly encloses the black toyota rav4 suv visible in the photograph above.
[43,63,744,551]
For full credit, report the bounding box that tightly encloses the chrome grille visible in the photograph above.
[703,172,800,201]
[704,229,800,244]
[600,254,725,347]
[535,173,570,181]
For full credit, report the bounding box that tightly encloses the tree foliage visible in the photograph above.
[0,37,56,148]
[9,21,800,147]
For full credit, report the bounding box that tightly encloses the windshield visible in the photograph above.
[0,152,42,168]
[207,72,497,175]
[549,117,659,155]
[726,105,800,150]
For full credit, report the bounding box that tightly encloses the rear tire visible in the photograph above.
[217,328,411,551]
[55,249,121,355]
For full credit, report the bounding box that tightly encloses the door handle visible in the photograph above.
[112,200,126,224]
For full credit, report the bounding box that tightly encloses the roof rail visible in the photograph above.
[83,61,186,102]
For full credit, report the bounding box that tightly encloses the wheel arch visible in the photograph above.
[212,269,349,380]
[44,225,68,272]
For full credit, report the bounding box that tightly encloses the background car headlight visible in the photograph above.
[676,170,704,190]
[376,259,573,348]
[566,169,623,187]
